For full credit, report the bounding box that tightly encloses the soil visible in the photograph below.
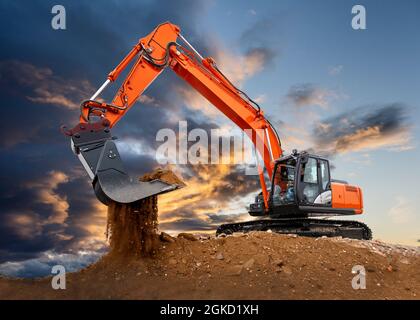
[0,232,418,300]
[140,168,186,187]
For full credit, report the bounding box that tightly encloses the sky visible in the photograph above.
[0,0,419,277]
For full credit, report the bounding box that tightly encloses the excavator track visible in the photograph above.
[216,218,372,240]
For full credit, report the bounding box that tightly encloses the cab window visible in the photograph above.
[320,160,330,191]
[303,157,318,183]
[300,157,319,204]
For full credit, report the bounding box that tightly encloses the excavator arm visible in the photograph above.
[63,22,282,210]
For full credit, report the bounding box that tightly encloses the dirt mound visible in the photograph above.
[140,168,186,186]
[0,232,418,300]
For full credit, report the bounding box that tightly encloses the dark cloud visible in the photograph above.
[238,17,281,70]
[0,60,94,111]
[0,60,92,147]
[312,103,411,155]
[240,19,274,46]
[244,47,276,69]
[286,83,333,108]
[0,0,210,79]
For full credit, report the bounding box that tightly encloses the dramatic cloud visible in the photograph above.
[158,164,260,233]
[4,212,43,241]
[0,60,94,110]
[286,83,336,108]
[0,59,94,148]
[312,104,412,155]
[26,171,70,225]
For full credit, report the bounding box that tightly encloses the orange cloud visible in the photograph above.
[157,164,259,233]
[26,171,70,225]
[334,126,412,154]
[5,212,43,240]
[313,104,413,156]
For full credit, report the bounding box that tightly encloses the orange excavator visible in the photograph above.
[62,22,371,240]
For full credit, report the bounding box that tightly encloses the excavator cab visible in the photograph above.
[249,151,363,218]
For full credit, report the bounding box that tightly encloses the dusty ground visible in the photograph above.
[0,232,418,300]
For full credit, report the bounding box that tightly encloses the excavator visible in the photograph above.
[62,22,372,240]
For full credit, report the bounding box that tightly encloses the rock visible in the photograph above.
[178,233,198,241]
[160,232,176,243]
[243,258,255,270]
[282,266,293,275]
[228,265,243,276]
[216,252,224,260]
[232,232,246,237]
[217,233,227,238]
[366,266,376,273]
[273,259,284,267]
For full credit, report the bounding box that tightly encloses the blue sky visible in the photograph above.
[0,0,418,277]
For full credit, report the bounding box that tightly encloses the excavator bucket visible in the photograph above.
[68,124,182,205]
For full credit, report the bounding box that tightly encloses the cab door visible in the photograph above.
[297,156,331,206]
[316,158,332,206]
